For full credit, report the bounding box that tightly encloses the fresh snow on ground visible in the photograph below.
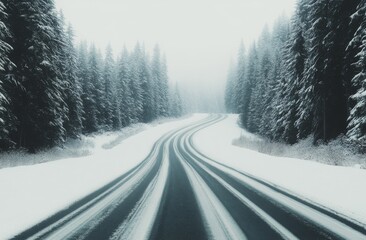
[0,116,189,169]
[193,114,366,226]
[0,114,204,239]
[233,128,366,169]
[0,124,145,169]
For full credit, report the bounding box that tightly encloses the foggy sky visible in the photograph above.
[55,0,295,112]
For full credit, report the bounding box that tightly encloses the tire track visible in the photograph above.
[182,115,366,239]
[13,116,217,240]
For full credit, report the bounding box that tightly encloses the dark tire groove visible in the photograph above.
[149,140,207,240]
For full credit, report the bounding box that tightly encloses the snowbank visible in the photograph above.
[233,130,366,169]
[0,114,204,239]
[0,123,146,169]
[0,116,191,169]
[193,114,366,225]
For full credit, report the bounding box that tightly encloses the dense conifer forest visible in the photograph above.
[0,0,182,152]
[226,0,366,151]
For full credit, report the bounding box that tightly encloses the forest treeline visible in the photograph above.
[226,0,366,151]
[0,0,182,152]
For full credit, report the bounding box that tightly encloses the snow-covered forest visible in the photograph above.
[0,0,182,152]
[226,0,366,151]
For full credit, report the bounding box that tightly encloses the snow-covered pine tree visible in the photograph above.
[5,0,67,151]
[235,41,246,115]
[136,45,154,123]
[160,55,170,117]
[78,42,96,133]
[244,43,259,131]
[0,0,14,149]
[101,44,115,130]
[344,0,366,114]
[117,47,133,126]
[320,0,358,141]
[85,45,103,132]
[247,27,274,135]
[261,16,290,139]
[347,0,366,150]
[111,93,121,130]
[151,45,162,119]
[256,49,272,136]
[298,0,357,143]
[168,83,183,117]
[276,4,307,144]
[63,25,84,139]
[129,44,144,123]
[296,0,326,142]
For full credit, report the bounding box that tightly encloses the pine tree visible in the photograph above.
[168,83,183,117]
[244,44,259,131]
[101,44,115,130]
[224,62,237,113]
[256,49,273,136]
[151,45,162,119]
[347,1,366,149]
[63,26,83,139]
[277,6,307,144]
[5,0,67,151]
[117,47,133,126]
[160,55,170,117]
[236,42,246,115]
[129,44,144,122]
[320,0,358,141]
[135,44,153,123]
[0,0,14,149]
[345,0,366,114]
[111,93,121,130]
[78,42,97,133]
[262,17,290,139]
[300,0,357,142]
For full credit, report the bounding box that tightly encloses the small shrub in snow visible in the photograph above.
[233,132,366,169]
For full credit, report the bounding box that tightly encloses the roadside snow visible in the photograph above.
[233,124,366,169]
[193,114,366,226]
[0,116,191,169]
[0,114,204,239]
[0,123,146,169]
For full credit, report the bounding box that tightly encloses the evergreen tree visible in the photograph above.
[101,44,115,130]
[256,49,272,136]
[63,26,83,139]
[160,55,170,117]
[262,17,290,139]
[277,5,307,144]
[151,45,162,119]
[78,42,97,133]
[244,44,259,131]
[224,62,237,113]
[236,42,246,115]
[0,2,178,153]
[347,1,366,149]
[168,83,183,117]
[345,0,366,114]
[129,45,144,122]
[0,0,14,149]
[5,0,67,151]
[301,0,357,142]
[117,47,133,126]
[135,44,153,123]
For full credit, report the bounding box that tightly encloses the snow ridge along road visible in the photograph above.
[13,115,366,240]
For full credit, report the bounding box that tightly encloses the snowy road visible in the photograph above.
[13,115,366,240]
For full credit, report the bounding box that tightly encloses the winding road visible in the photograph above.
[13,115,366,240]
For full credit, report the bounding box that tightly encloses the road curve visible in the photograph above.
[13,115,366,240]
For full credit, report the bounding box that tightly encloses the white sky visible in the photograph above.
[55,0,295,110]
